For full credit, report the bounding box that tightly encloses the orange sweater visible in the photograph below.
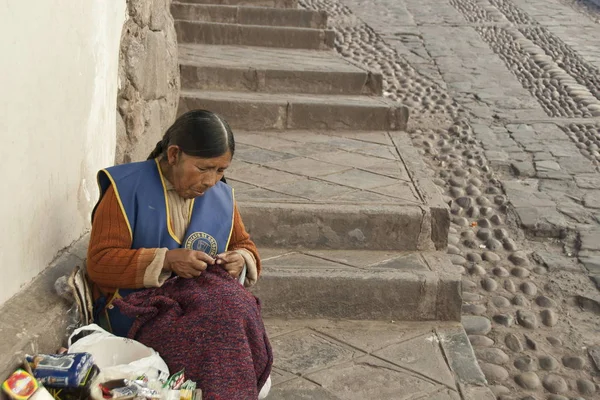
[87,185,261,301]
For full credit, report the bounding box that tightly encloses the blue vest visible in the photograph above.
[92,159,235,337]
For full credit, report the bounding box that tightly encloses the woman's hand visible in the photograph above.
[215,251,245,278]
[163,249,215,279]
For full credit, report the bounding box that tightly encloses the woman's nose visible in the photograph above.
[202,171,218,187]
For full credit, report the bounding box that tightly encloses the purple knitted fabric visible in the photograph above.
[115,266,272,400]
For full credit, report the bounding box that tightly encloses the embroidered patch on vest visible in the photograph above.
[185,232,219,256]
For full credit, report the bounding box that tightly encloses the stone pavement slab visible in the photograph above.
[227,130,449,251]
[510,0,598,27]
[467,120,600,239]
[264,319,492,400]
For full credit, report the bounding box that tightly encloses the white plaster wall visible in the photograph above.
[0,0,126,304]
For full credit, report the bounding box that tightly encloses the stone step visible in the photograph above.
[178,90,408,131]
[175,20,334,50]
[174,0,298,8]
[172,3,327,29]
[252,249,461,321]
[226,130,449,251]
[179,44,382,95]
[240,202,432,250]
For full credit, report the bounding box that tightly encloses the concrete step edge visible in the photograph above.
[175,20,335,49]
[171,3,328,29]
[179,89,392,106]
[174,19,331,32]
[252,252,462,321]
[173,0,299,8]
[178,90,409,131]
[180,63,383,95]
[237,202,434,251]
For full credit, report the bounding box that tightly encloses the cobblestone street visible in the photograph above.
[298,0,600,398]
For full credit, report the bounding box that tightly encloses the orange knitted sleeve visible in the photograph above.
[87,185,163,293]
[228,202,262,276]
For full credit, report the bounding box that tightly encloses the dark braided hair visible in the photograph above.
[148,109,235,160]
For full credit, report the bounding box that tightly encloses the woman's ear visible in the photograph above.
[167,145,180,165]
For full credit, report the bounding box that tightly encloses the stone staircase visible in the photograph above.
[171,0,457,321]
[171,1,473,397]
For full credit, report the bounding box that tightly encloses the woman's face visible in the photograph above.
[167,147,232,199]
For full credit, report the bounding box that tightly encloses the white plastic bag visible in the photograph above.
[68,324,169,380]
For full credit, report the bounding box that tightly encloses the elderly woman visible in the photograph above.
[86,110,272,399]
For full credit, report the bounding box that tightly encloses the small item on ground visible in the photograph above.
[44,365,99,400]
[179,381,196,400]
[162,370,185,390]
[2,369,39,399]
[98,378,141,399]
[2,369,54,400]
[25,353,94,388]
[97,371,199,400]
